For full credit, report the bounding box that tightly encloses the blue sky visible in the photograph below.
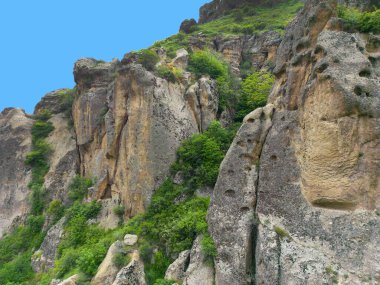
[0,0,208,113]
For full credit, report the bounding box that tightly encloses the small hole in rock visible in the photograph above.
[270,155,278,161]
[241,207,250,212]
[225,189,236,197]
[359,69,371,78]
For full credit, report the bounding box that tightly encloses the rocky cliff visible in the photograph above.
[208,0,380,284]
[0,0,379,284]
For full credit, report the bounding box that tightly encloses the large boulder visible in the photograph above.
[32,218,65,272]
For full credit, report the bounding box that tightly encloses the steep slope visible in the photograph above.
[0,0,379,284]
[208,0,380,284]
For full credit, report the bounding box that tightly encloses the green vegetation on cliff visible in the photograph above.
[338,5,380,33]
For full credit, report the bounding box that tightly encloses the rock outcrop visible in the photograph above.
[72,57,212,219]
[32,218,65,272]
[165,236,215,285]
[92,241,126,285]
[112,251,146,285]
[208,0,380,284]
[0,108,33,237]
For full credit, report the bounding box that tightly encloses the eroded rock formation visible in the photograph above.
[0,108,33,237]
[208,0,380,283]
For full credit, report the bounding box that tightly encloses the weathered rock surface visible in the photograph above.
[92,241,126,285]
[124,234,138,246]
[112,251,146,285]
[165,250,191,282]
[165,236,215,285]
[183,236,215,285]
[208,0,380,284]
[337,0,380,11]
[32,218,65,272]
[44,112,79,204]
[72,59,211,219]
[0,108,33,237]
[208,105,274,285]
[185,77,218,132]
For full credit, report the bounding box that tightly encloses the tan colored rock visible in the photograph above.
[112,250,146,285]
[185,77,218,132]
[44,113,79,203]
[57,274,79,285]
[0,108,33,237]
[183,236,215,285]
[92,241,125,285]
[165,250,190,281]
[73,62,201,220]
[124,234,138,246]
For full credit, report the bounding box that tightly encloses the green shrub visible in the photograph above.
[0,254,34,284]
[31,121,54,139]
[34,109,52,121]
[113,205,125,219]
[47,200,65,224]
[112,252,131,268]
[153,279,176,285]
[235,70,275,121]
[171,121,237,188]
[337,5,380,33]
[188,50,228,79]
[156,65,183,83]
[201,234,217,262]
[68,175,93,203]
[138,49,160,71]
[145,251,172,285]
[77,245,108,276]
[25,140,52,168]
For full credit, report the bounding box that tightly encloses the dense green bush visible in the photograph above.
[138,49,160,71]
[47,200,65,224]
[31,121,54,139]
[68,175,93,203]
[112,252,131,269]
[235,70,275,121]
[337,5,380,33]
[171,121,237,188]
[156,64,183,83]
[153,279,176,285]
[188,50,228,79]
[201,233,217,263]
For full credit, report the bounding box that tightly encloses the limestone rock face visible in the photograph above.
[32,218,65,272]
[92,241,125,285]
[72,60,204,219]
[43,113,79,204]
[0,108,33,238]
[208,105,274,285]
[214,32,282,75]
[208,0,380,284]
[112,251,146,285]
[183,236,215,285]
[185,77,218,132]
